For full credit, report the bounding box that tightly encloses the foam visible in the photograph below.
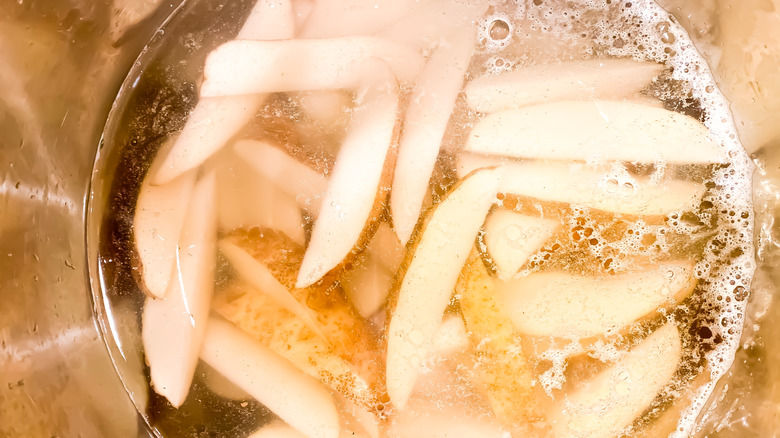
[474,1,755,435]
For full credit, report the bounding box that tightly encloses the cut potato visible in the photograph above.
[142,172,217,408]
[201,362,251,401]
[455,251,542,431]
[238,0,294,40]
[151,0,296,184]
[465,59,664,113]
[386,167,502,410]
[248,421,306,438]
[234,139,327,215]
[341,223,403,318]
[429,315,470,358]
[201,316,340,438]
[464,100,726,164]
[299,0,421,38]
[216,150,305,244]
[549,323,682,438]
[134,163,196,299]
[297,90,352,125]
[458,155,707,216]
[387,403,507,438]
[341,251,395,319]
[391,30,475,244]
[496,262,697,340]
[297,60,399,288]
[219,239,326,340]
[200,38,424,97]
[153,95,266,184]
[376,0,489,52]
[483,209,560,280]
[214,229,383,410]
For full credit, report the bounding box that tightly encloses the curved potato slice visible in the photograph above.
[134,166,195,299]
[296,60,399,288]
[215,229,383,410]
[464,100,726,164]
[496,262,697,340]
[465,59,664,113]
[142,172,217,407]
[201,317,340,438]
[200,38,424,97]
[458,155,706,216]
[391,30,475,244]
[219,239,326,340]
[549,323,682,438]
[234,139,327,215]
[248,421,306,438]
[455,251,543,431]
[483,209,559,280]
[386,167,502,410]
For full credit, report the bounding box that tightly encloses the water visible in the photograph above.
[90,0,757,436]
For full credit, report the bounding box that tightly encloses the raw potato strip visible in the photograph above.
[234,139,327,215]
[248,421,306,438]
[483,209,559,280]
[341,223,404,317]
[219,239,327,340]
[496,262,697,339]
[549,323,682,438]
[142,172,217,407]
[200,38,424,97]
[386,167,502,410]
[216,150,305,244]
[134,163,196,298]
[465,59,664,113]
[153,1,294,184]
[464,100,726,164]
[391,30,475,244]
[296,60,399,288]
[387,403,507,438]
[215,229,383,410]
[376,0,489,52]
[201,317,340,438]
[299,0,421,38]
[458,155,706,216]
[455,251,543,431]
[238,0,294,40]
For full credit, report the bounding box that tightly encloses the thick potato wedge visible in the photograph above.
[385,167,501,410]
[464,100,725,164]
[465,59,664,113]
[455,251,544,433]
[214,228,383,410]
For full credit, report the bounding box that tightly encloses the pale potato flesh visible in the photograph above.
[465,59,664,113]
[142,171,217,407]
[386,167,502,410]
[496,262,697,339]
[201,316,341,438]
[458,154,707,216]
[549,323,683,438]
[464,100,726,164]
[200,38,424,97]
[483,209,560,280]
[391,29,475,244]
